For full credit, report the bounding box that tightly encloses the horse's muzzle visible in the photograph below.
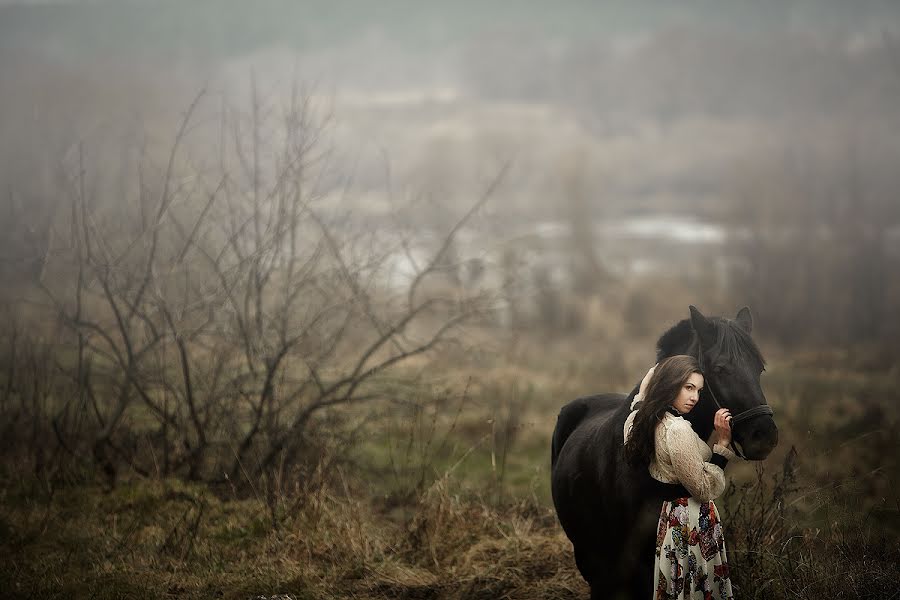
[734,415,778,460]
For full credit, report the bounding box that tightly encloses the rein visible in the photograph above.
[697,339,773,459]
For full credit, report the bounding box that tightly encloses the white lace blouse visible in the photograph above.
[624,397,736,502]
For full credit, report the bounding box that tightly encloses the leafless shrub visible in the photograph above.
[723,446,900,599]
[1,80,501,493]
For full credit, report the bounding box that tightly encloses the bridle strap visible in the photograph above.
[730,404,774,426]
[696,338,773,459]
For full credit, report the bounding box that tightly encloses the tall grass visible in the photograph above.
[2,335,899,598]
[4,450,894,599]
[723,447,899,599]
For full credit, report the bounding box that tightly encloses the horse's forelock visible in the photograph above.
[713,318,766,370]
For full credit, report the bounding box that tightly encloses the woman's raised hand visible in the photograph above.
[714,408,732,447]
[638,364,657,399]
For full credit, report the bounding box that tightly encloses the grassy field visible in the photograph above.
[2,334,899,599]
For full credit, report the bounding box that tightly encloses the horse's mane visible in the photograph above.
[656,317,766,370]
[655,320,695,360]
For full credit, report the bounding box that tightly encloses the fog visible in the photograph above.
[3,0,900,341]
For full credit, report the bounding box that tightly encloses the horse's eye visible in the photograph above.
[713,365,729,375]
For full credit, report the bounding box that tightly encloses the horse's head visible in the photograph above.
[657,306,778,461]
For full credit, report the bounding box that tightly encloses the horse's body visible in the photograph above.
[551,306,778,599]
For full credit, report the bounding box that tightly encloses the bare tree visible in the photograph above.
[12,81,499,489]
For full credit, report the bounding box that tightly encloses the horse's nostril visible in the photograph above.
[746,424,778,449]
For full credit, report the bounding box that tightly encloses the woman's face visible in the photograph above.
[671,372,704,414]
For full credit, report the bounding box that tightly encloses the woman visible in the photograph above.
[624,355,736,600]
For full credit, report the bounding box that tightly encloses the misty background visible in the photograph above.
[4,0,900,347]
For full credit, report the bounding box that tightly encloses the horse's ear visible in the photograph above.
[735,306,753,334]
[689,305,717,346]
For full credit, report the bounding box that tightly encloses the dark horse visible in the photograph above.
[551,306,778,599]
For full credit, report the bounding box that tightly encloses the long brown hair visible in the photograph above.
[624,355,702,468]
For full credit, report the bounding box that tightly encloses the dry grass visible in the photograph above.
[722,450,900,600]
[3,442,896,599]
[0,472,588,600]
[2,328,899,599]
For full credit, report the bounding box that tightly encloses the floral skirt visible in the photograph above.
[654,497,734,600]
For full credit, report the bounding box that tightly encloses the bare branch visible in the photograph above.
[408,162,509,310]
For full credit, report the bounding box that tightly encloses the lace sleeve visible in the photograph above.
[664,420,728,502]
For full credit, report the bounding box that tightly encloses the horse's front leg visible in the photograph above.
[573,543,609,599]
[628,549,657,599]
[574,542,635,600]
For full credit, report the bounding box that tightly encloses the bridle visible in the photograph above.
[697,339,773,459]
